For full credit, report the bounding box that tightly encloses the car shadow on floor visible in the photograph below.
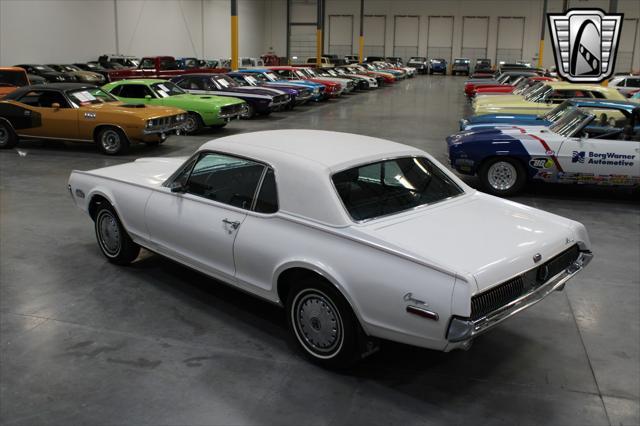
[125,248,528,382]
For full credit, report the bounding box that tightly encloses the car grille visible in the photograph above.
[149,115,180,128]
[300,88,312,97]
[470,245,580,321]
[220,103,245,116]
[273,94,288,104]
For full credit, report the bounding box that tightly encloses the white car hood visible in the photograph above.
[352,192,585,293]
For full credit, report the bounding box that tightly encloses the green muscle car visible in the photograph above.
[102,79,247,133]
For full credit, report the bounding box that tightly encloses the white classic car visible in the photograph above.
[68,130,593,367]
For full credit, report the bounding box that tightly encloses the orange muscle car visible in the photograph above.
[0,83,187,154]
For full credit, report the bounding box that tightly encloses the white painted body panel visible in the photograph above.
[68,130,592,351]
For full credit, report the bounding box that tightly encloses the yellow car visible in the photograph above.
[0,83,187,154]
[473,81,626,115]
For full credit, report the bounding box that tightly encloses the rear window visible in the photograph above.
[0,70,28,87]
[332,157,464,221]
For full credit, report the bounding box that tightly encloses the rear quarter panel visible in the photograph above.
[233,214,462,350]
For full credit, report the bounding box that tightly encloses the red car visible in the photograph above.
[464,71,543,98]
[267,66,342,97]
[473,76,555,97]
[106,56,228,82]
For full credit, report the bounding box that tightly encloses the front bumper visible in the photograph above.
[446,250,593,349]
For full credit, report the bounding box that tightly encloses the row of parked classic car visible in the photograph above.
[0,57,419,154]
[445,65,640,196]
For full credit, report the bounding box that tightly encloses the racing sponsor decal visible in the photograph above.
[529,157,555,169]
[572,151,635,166]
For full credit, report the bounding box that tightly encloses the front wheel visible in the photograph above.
[96,127,129,155]
[287,279,362,369]
[94,203,140,265]
[183,112,204,134]
[478,157,527,197]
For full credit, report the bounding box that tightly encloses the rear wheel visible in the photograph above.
[94,203,140,265]
[96,127,129,155]
[0,121,17,149]
[286,278,362,369]
[479,157,527,197]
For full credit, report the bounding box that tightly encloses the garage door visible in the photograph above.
[289,24,316,62]
[394,15,420,62]
[616,18,638,73]
[329,15,353,57]
[496,17,525,64]
[364,15,386,57]
[461,17,489,64]
[427,16,454,63]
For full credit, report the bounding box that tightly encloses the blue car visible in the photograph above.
[448,99,640,196]
[235,68,325,101]
[459,98,638,131]
[429,58,447,75]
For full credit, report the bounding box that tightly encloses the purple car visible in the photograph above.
[227,72,313,108]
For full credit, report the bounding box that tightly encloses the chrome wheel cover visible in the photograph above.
[487,161,518,191]
[100,129,121,153]
[96,211,121,257]
[292,289,343,358]
[0,126,9,146]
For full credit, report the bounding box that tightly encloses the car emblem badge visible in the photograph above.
[547,9,623,83]
[533,253,543,263]
[403,292,428,307]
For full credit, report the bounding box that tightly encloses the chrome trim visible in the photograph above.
[448,251,593,343]
[142,121,185,135]
[406,305,439,321]
[17,134,93,143]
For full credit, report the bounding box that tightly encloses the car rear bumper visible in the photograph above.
[445,248,593,351]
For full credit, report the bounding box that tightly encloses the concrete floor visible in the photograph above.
[1,76,638,426]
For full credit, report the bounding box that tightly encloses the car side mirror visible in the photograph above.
[144,95,152,100]
[51,102,60,110]
[170,181,187,193]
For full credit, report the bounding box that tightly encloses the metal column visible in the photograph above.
[537,0,548,68]
[359,0,364,62]
[316,0,323,66]
[231,0,239,70]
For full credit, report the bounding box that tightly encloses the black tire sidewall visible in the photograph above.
[479,157,527,197]
[286,279,361,369]
[184,113,203,134]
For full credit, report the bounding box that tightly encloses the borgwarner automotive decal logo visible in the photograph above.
[548,9,623,83]
[572,151,586,163]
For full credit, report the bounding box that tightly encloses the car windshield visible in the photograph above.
[410,57,426,61]
[0,70,28,87]
[431,59,443,64]
[244,75,260,85]
[549,108,592,137]
[454,59,468,64]
[541,100,573,121]
[332,157,464,221]
[295,69,308,78]
[524,83,552,102]
[304,69,317,77]
[264,72,279,81]
[159,59,180,70]
[213,75,238,88]
[67,88,117,105]
[496,73,510,84]
[151,82,185,97]
[35,65,56,72]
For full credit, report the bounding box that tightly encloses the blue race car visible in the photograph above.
[429,58,447,75]
[448,100,640,196]
[235,68,325,101]
[459,98,637,131]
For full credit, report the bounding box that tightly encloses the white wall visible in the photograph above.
[0,0,265,65]
[265,0,640,71]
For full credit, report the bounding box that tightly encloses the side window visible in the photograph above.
[186,153,265,210]
[254,168,278,214]
[626,78,640,88]
[590,91,606,99]
[117,84,152,99]
[19,90,69,108]
[140,59,155,69]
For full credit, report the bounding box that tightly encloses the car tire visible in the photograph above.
[96,127,129,155]
[94,203,140,265]
[0,121,18,149]
[243,104,255,119]
[183,112,204,134]
[286,278,362,369]
[479,157,527,197]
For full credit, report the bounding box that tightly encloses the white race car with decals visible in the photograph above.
[448,106,640,196]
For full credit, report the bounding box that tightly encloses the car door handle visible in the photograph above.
[222,219,240,229]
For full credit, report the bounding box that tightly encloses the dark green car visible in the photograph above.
[102,79,246,133]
